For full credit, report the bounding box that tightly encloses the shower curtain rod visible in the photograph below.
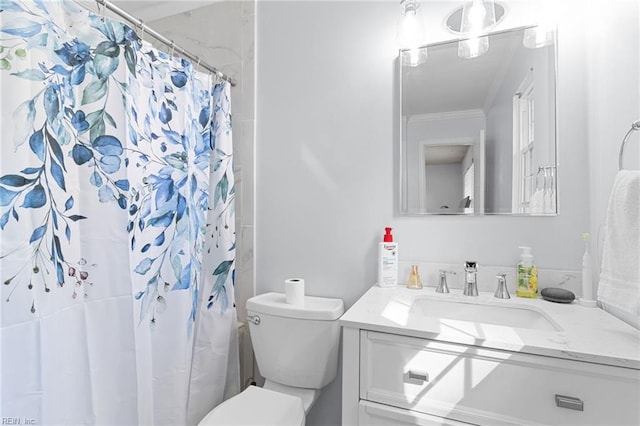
[93,0,236,86]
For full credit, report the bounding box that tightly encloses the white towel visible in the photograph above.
[529,189,544,214]
[597,170,640,319]
[545,190,556,214]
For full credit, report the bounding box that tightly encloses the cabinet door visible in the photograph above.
[359,401,475,426]
[360,331,640,426]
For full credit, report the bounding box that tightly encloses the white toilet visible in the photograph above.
[199,292,344,425]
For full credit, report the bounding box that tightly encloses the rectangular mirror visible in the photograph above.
[399,26,557,215]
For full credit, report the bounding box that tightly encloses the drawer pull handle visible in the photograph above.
[408,370,429,383]
[555,394,584,411]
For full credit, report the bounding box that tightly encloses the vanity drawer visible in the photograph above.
[359,400,475,426]
[360,331,640,426]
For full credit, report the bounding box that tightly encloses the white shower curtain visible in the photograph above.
[0,1,238,424]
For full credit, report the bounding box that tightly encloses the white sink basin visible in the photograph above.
[412,298,562,331]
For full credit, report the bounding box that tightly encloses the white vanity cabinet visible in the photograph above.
[340,287,640,426]
[347,330,640,426]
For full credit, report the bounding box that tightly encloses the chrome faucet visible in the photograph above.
[436,270,456,293]
[463,261,479,296]
[494,274,510,299]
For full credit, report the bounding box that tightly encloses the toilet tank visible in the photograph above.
[247,292,344,389]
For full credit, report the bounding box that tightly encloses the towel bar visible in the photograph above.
[619,120,640,170]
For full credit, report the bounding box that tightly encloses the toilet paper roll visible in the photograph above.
[285,278,305,305]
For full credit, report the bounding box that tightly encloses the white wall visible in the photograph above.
[256,1,605,424]
[256,3,398,423]
[585,1,640,305]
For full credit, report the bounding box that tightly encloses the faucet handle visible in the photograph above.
[436,270,456,293]
[494,273,510,299]
[465,261,477,271]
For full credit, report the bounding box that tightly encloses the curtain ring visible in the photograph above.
[138,19,145,42]
[95,0,105,22]
[169,40,175,57]
[196,56,201,69]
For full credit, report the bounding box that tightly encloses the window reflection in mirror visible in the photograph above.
[399,26,557,215]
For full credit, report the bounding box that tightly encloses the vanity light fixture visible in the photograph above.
[457,0,497,58]
[397,0,427,66]
[523,25,555,48]
[458,36,489,59]
[522,1,556,48]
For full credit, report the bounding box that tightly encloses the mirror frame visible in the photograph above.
[398,26,559,216]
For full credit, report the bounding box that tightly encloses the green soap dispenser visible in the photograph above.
[516,246,538,298]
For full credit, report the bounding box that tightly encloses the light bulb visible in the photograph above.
[460,0,496,35]
[400,11,419,46]
[397,0,425,50]
[467,1,487,34]
[458,0,495,59]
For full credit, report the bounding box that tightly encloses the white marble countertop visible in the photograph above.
[340,285,640,370]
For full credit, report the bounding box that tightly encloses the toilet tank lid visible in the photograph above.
[247,292,344,320]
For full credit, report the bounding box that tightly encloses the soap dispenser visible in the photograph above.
[406,265,423,290]
[516,246,538,298]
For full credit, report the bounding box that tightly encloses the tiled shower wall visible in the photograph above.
[151,1,256,388]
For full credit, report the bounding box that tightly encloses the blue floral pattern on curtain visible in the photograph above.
[1,1,237,423]
[0,0,234,327]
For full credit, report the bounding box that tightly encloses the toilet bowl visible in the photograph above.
[198,292,344,425]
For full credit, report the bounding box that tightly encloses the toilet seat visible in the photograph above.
[198,386,305,426]
[263,380,319,414]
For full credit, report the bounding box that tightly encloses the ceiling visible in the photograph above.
[424,145,470,165]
